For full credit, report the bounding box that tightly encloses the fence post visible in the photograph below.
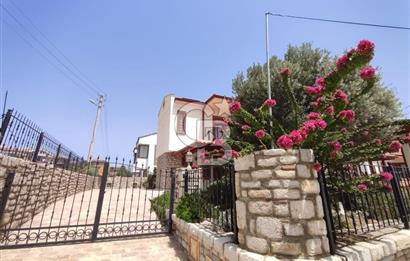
[32,132,44,162]
[184,169,188,193]
[65,152,72,170]
[390,166,410,229]
[54,144,61,166]
[0,109,13,145]
[318,170,337,255]
[0,171,15,225]
[91,160,109,241]
[230,164,238,244]
[168,168,176,233]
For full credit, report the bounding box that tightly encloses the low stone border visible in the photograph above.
[172,214,410,260]
[328,229,410,261]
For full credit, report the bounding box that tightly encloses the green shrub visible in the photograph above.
[200,178,233,211]
[79,165,99,176]
[116,166,132,177]
[144,173,156,189]
[176,192,206,223]
[150,192,170,222]
[175,191,222,223]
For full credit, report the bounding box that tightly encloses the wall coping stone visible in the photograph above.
[172,215,410,261]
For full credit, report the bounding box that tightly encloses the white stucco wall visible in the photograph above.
[156,95,173,157]
[169,101,204,152]
[155,94,231,164]
[135,133,157,173]
[403,143,410,167]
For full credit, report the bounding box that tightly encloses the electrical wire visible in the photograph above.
[7,0,106,96]
[1,3,101,97]
[267,12,410,30]
[1,18,96,98]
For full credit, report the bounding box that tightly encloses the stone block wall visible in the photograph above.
[172,214,272,261]
[234,149,329,259]
[156,152,183,189]
[106,176,142,188]
[0,155,100,230]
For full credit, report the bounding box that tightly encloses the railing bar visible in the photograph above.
[121,159,129,224]
[113,159,122,224]
[127,161,138,222]
[67,159,82,229]
[6,166,28,246]
[55,161,76,242]
[45,161,66,243]
[35,165,57,243]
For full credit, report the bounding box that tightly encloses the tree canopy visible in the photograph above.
[232,43,402,139]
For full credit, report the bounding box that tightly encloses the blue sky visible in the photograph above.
[1,0,409,158]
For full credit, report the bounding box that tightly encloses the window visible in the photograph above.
[212,116,225,139]
[137,144,149,158]
[177,111,187,134]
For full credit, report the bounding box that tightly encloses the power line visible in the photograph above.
[1,3,101,97]
[1,18,96,98]
[7,0,106,96]
[267,12,410,30]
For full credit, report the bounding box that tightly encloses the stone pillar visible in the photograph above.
[234,149,329,259]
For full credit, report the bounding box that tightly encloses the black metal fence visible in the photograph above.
[319,163,410,254]
[182,164,237,236]
[0,109,81,166]
[0,157,176,248]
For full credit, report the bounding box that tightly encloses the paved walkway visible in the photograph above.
[0,235,187,261]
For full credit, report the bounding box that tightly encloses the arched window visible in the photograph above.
[177,111,186,135]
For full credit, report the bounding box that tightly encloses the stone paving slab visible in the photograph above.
[0,235,187,261]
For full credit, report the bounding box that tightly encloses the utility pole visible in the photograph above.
[265,12,272,116]
[265,12,275,148]
[87,95,105,161]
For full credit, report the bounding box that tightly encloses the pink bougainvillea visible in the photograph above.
[325,106,335,116]
[313,163,322,172]
[357,183,368,191]
[214,138,223,145]
[359,66,376,80]
[255,129,266,139]
[311,101,319,109]
[242,124,250,131]
[229,101,241,113]
[334,89,349,103]
[226,39,402,193]
[279,67,292,76]
[304,86,320,96]
[315,119,327,130]
[389,140,402,152]
[263,98,277,108]
[356,39,375,56]
[336,55,349,70]
[231,150,240,159]
[289,130,303,143]
[315,77,325,86]
[380,172,393,181]
[277,135,293,149]
[332,141,343,152]
[303,120,317,133]
[338,110,356,123]
[307,112,321,120]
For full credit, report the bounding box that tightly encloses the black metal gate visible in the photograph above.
[0,158,176,248]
